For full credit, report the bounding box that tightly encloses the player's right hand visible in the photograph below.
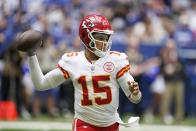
[15,30,43,55]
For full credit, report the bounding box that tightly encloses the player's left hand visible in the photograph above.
[128,81,140,96]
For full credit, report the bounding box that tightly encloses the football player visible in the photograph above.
[27,14,142,131]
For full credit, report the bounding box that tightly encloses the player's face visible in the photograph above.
[93,33,110,52]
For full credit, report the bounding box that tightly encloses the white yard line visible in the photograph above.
[0,121,196,131]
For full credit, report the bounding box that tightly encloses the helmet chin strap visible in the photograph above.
[94,50,107,57]
[82,41,107,58]
[89,41,108,57]
[83,30,113,58]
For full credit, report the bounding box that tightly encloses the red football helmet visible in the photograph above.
[79,14,113,57]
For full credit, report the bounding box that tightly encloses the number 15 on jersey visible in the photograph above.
[78,75,112,106]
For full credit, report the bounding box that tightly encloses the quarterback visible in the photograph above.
[27,14,142,131]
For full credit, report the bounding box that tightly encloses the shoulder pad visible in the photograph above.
[109,51,128,60]
[61,52,80,61]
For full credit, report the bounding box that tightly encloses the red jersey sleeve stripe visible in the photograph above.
[57,64,70,79]
[116,64,130,79]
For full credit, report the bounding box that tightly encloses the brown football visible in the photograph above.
[16,30,43,52]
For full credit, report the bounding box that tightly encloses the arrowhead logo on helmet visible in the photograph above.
[82,19,95,29]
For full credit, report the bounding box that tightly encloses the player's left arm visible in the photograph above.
[117,72,142,104]
[116,52,142,104]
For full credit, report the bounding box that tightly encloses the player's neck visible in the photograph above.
[85,49,100,62]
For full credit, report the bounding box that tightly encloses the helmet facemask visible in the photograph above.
[88,31,113,57]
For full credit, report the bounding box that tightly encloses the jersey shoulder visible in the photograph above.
[109,51,130,79]
[108,51,128,61]
[58,51,82,68]
[61,51,82,62]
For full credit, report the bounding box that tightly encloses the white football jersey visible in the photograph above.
[58,51,132,127]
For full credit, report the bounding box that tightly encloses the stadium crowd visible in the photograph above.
[0,0,196,125]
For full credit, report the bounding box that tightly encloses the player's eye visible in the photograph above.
[93,33,109,41]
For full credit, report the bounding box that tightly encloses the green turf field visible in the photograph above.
[1,122,196,131]
[0,115,196,131]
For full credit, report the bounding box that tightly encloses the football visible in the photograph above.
[15,30,43,52]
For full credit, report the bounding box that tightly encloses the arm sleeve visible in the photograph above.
[116,53,142,104]
[117,72,142,104]
[28,55,66,91]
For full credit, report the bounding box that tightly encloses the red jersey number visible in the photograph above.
[78,75,112,106]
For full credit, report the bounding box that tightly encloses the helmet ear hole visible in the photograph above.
[89,41,95,48]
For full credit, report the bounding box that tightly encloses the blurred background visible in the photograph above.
[0,0,196,128]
